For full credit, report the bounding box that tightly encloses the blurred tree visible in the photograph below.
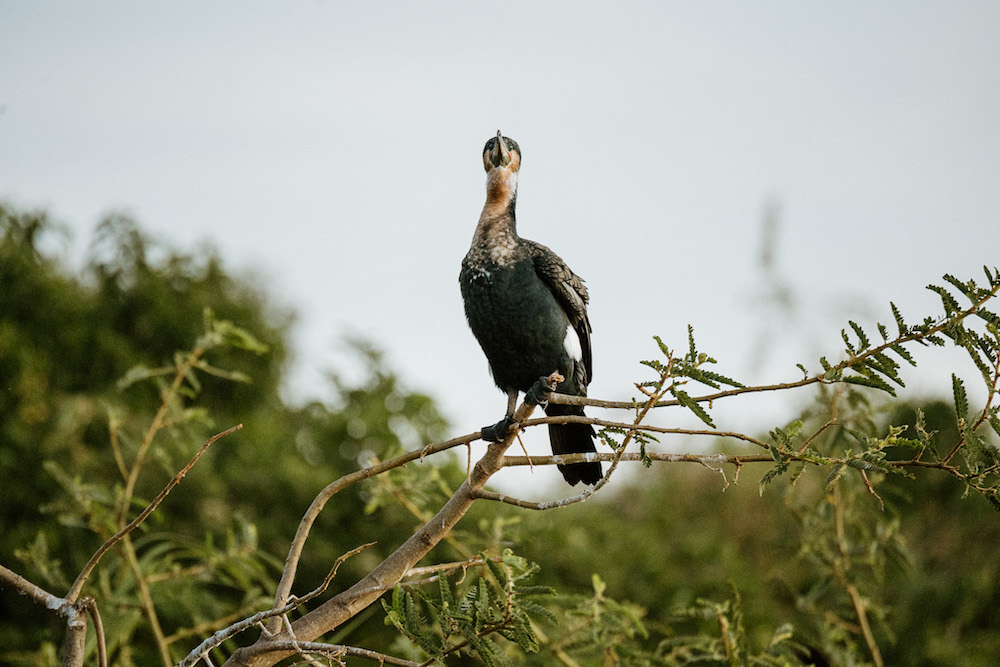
[0,204,450,665]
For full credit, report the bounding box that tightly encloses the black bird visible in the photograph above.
[459,131,602,486]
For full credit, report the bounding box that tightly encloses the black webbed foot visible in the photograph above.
[524,376,555,408]
[481,415,515,442]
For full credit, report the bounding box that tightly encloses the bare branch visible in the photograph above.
[67,424,242,603]
[81,597,108,667]
[0,564,88,667]
[0,562,69,613]
[225,374,562,667]
[178,543,373,667]
[239,640,421,667]
[265,430,483,635]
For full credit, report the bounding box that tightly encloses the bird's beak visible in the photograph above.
[492,130,511,168]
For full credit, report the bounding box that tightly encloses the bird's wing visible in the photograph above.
[524,239,593,384]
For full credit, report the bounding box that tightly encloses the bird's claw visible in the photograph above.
[481,415,515,442]
[525,376,555,408]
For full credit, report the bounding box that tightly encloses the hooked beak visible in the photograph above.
[490,130,511,168]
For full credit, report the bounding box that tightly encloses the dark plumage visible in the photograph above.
[459,131,602,486]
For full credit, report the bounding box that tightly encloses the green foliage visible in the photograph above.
[0,204,449,665]
[382,551,554,665]
[4,203,1000,666]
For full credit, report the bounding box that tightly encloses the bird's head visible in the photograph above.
[483,131,521,174]
[481,131,521,216]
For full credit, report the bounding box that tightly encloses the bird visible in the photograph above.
[459,131,602,486]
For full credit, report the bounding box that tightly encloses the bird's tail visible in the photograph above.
[544,403,602,486]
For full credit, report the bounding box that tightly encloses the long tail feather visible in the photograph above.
[545,404,602,485]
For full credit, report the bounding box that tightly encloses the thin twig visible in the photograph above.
[519,415,769,449]
[402,555,494,579]
[81,597,108,667]
[122,533,173,666]
[118,348,204,526]
[243,640,421,667]
[177,543,374,667]
[860,470,885,511]
[831,484,884,667]
[67,424,242,603]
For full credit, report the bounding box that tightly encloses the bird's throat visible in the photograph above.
[482,169,518,221]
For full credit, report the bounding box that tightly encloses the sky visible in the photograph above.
[3,2,999,489]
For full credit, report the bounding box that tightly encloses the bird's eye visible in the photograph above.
[507,142,514,150]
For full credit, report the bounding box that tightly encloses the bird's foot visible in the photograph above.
[525,376,556,408]
[481,415,515,442]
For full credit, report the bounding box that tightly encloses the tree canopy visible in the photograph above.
[2,202,999,666]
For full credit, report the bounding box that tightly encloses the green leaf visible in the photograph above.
[759,462,790,495]
[891,301,908,336]
[678,364,745,390]
[927,283,960,315]
[841,328,857,355]
[988,410,1000,439]
[952,373,968,420]
[516,599,557,624]
[943,273,975,300]
[116,364,173,391]
[844,373,897,396]
[672,389,715,428]
[825,463,847,491]
[889,343,917,367]
[975,307,1000,328]
[987,492,1000,513]
[653,334,671,359]
[849,320,870,350]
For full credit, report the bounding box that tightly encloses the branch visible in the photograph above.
[238,641,420,667]
[264,430,483,635]
[223,374,561,667]
[118,347,205,526]
[81,597,109,667]
[520,414,769,449]
[551,278,1000,413]
[67,424,242,603]
[177,542,373,667]
[0,564,87,667]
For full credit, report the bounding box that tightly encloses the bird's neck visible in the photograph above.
[480,169,518,224]
[471,170,519,263]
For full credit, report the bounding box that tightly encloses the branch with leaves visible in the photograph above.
[5,263,997,667]
[204,269,998,666]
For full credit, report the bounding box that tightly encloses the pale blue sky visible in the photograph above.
[3,2,999,487]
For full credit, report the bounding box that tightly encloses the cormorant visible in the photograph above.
[459,131,602,486]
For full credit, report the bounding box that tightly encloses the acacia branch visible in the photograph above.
[264,430,483,635]
[520,414,769,449]
[223,374,563,667]
[552,279,1000,413]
